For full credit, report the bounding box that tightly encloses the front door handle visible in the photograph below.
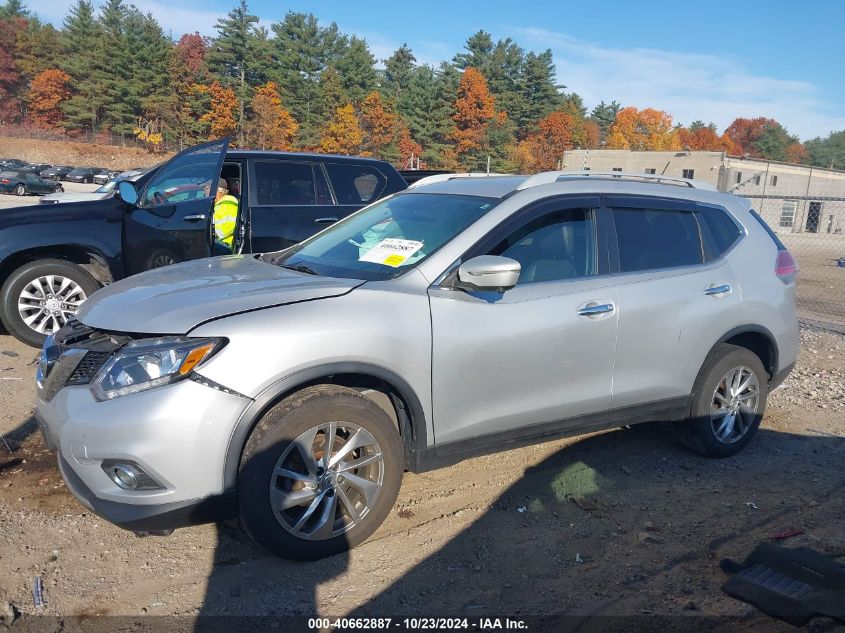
[704,283,732,297]
[577,301,616,318]
[184,214,208,222]
[315,217,339,224]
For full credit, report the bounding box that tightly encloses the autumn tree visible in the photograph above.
[248,81,298,150]
[515,110,575,172]
[359,91,398,158]
[397,126,423,168]
[197,80,238,138]
[320,103,364,155]
[677,123,739,153]
[27,68,71,128]
[606,107,681,151]
[0,15,26,123]
[448,67,506,169]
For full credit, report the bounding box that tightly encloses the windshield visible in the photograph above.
[96,180,117,193]
[273,192,499,281]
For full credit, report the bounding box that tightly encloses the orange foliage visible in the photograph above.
[397,126,423,167]
[359,91,398,158]
[723,117,778,157]
[319,103,364,155]
[677,126,739,153]
[515,110,575,172]
[249,81,298,150]
[786,142,809,164]
[196,81,238,138]
[28,68,71,129]
[606,107,680,151]
[449,67,498,157]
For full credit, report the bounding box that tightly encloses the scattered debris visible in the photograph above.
[746,501,758,510]
[516,506,527,513]
[771,529,805,541]
[620,466,632,475]
[1,350,19,358]
[575,553,584,564]
[638,532,661,545]
[397,508,414,519]
[32,576,45,608]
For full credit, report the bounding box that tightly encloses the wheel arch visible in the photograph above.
[222,362,429,492]
[0,245,114,288]
[709,325,779,382]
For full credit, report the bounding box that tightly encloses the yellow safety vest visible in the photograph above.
[213,195,238,247]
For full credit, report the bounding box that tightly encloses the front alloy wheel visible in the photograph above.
[710,366,760,444]
[17,274,87,335]
[239,384,403,560]
[270,421,384,541]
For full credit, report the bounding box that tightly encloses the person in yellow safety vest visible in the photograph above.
[212,179,238,251]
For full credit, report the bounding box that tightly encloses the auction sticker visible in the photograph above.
[359,238,424,267]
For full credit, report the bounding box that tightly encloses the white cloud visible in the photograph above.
[514,27,845,140]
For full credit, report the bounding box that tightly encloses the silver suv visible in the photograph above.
[35,172,799,560]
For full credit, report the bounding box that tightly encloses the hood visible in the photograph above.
[76,255,364,334]
[39,192,111,204]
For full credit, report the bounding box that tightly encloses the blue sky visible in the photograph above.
[26,0,845,139]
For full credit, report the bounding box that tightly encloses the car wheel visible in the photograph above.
[54,185,63,193]
[147,250,179,269]
[14,184,25,196]
[238,384,403,560]
[0,259,101,347]
[675,344,769,458]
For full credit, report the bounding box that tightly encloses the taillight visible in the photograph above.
[0,179,8,184]
[775,249,797,281]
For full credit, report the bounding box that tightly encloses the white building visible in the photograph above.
[562,149,845,235]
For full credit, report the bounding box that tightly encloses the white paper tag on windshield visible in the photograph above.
[358,238,424,267]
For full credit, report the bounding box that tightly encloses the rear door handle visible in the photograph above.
[315,217,339,224]
[704,283,732,297]
[184,214,207,222]
[577,301,616,318]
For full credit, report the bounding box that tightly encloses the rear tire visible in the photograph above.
[675,344,768,458]
[238,385,403,560]
[0,259,100,347]
[14,184,25,196]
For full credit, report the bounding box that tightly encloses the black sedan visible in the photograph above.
[0,158,27,169]
[0,170,64,195]
[65,167,107,183]
[41,165,74,181]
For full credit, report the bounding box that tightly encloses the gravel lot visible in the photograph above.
[0,325,843,629]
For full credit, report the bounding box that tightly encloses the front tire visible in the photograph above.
[675,344,768,458]
[0,259,100,347]
[238,385,403,560]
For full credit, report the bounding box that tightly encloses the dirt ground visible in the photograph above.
[0,136,166,172]
[0,325,843,630]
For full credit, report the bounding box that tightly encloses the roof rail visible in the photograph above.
[515,170,717,191]
[407,172,505,189]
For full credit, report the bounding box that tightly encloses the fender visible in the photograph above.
[712,324,779,375]
[221,362,430,491]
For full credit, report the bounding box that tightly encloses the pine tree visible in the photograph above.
[453,30,494,74]
[317,66,349,131]
[207,0,262,143]
[519,50,563,131]
[271,11,346,147]
[0,0,28,19]
[334,36,377,104]
[589,100,621,143]
[402,64,455,167]
[61,0,106,132]
[383,44,416,102]
[95,0,135,136]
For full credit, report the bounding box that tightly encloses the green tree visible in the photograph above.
[518,49,564,131]
[60,0,106,132]
[383,44,415,102]
[753,122,798,162]
[805,130,845,170]
[95,0,135,136]
[334,36,377,104]
[207,0,264,142]
[270,11,346,147]
[0,0,28,19]
[453,30,494,74]
[317,65,349,130]
[402,63,457,167]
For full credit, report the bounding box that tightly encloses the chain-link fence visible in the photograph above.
[740,194,845,331]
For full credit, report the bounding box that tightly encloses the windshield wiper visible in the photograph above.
[279,263,319,275]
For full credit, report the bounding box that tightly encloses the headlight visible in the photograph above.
[90,337,224,401]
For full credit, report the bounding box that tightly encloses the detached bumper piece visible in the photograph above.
[58,453,236,533]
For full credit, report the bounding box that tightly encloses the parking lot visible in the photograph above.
[0,182,100,211]
[0,324,842,625]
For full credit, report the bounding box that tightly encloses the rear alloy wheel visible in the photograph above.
[54,185,64,193]
[675,344,768,458]
[0,259,101,347]
[239,385,403,560]
[14,184,25,196]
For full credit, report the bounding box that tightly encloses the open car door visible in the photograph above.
[123,138,229,275]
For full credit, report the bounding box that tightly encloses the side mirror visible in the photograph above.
[455,255,521,292]
[117,180,138,205]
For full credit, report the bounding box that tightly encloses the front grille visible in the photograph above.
[66,351,110,385]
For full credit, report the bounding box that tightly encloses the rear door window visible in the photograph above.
[325,163,387,205]
[612,207,703,272]
[254,161,332,206]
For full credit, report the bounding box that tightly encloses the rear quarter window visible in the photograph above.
[696,205,742,259]
[325,163,387,205]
